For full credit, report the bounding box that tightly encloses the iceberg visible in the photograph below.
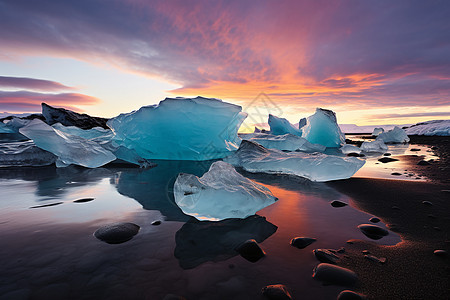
[173,161,277,221]
[301,108,345,148]
[19,119,116,168]
[0,140,56,167]
[242,133,325,152]
[376,126,409,143]
[107,97,247,161]
[360,140,388,153]
[340,144,362,155]
[405,120,450,136]
[224,141,365,182]
[372,127,384,136]
[268,114,302,136]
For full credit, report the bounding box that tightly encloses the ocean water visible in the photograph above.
[0,160,401,300]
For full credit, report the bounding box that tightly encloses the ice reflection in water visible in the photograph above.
[0,163,401,300]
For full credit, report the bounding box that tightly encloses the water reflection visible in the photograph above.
[174,215,277,269]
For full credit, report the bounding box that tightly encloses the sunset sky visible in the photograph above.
[1,0,449,128]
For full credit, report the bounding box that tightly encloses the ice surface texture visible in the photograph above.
[360,140,388,153]
[340,144,362,155]
[268,114,302,136]
[108,97,247,161]
[0,140,56,167]
[174,161,277,221]
[242,133,326,152]
[372,127,384,136]
[301,108,345,148]
[19,119,116,168]
[405,120,450,136]
[376,126,409,143]
[224,141,365,182]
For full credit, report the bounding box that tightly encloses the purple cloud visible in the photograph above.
[0,76,72,91]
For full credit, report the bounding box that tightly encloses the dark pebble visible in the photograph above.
[392,206,400,210]
[313,249,339,264]
[94,222,140,244]
[410,148,421,151]
[73,198,95,203]
[30,202,63,209]
[151,220,162,225]
[369,217,380,223]
[347,153,360,157]
[362,250,370,255]
[261,284,292,300]
[391,172,402,176]
[235,239,265,262]
[337,247,346,254]
[364,254,387,264]
[383,153,391,156]
[358,224,389,240]
[378,157,399,163]
[433,250,447,257]
[417,160,431,166]
[290,237,317,249]
[312,263,358,286]
[337,290,366,300]
[331,200,348,207]
[433,227,441,231]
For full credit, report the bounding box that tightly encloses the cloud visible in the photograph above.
[369,111,450,120]
[0,76,73,91]
[0,90,100,112]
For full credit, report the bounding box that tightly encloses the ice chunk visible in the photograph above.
[376,126,409,143]
[224,141,365,182]
[405,120,450,136]
[52,123,114,141]
[340,144,362,155]
[0,140,56,167]
[360,140,388,153]
[242,133,326,152]
[19,119,116,168]
[174,161,277,221]
[301,108,345,148]
[108,97,247,161]
[42,103,109,129]
[268,114,302,136]
[372,127,384,136]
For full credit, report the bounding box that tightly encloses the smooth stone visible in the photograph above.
[331,200,348,208]
[391,172,402,176]
[422,201,433,206]
[151,220,162,226]
[378,157,399,163]
[369,217,380,223]
[410,148,421,151]
[337,247,346,254]
[261,284,292,300]
[383,153,391,156]
[312,263,358,286]
[290,237,317,249]
[235,239,265,262]
[337,290,366,300]
[433,250,447,257]
[358,224,389,240]
[94,222,140,244]
[417,160,431,166]
[313,249,339,264]
[364,254,386,264]
[73,198,94,203]
[29,202,63,209]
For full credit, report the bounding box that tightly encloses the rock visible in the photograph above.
[337,247,346,254]
[369,217,380,223]
[42,103,109,129]
[422,201,433,206]
[364,254,387,264]
[392,206,400,210]
[94,222,140,244]
[235,239,265,262]
[358,224,389,240]
[410,148,421,151]
[312,263,358,286]
[337,290,366,300]
[383,153,391,156]
[73,198,94,203]
[417,160,431,166]
[433,250,447,257]
[261,284,292,300]
[151,220,162,225]
[331,200,348,207]
[391,172,402,176]
[378,157,399,163]
[290,237,317,249]
[362,250,370,255]
[29,202,63,209]
[313,249,339,264]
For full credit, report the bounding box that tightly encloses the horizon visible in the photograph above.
[1,1,450,127]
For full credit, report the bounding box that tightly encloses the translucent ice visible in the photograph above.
[405,120,450,136]
[376,126,409,143]
[0,140,56,167]
[108,97,247,161]
[174,161,277,221]
[52,123,114,141]
[372,127,384,136]
[340,144,362,155]
[301,108,345,148]
[19,119,116,168]
[242,133,325,152]
[224,141,365,182]
[360,140,388,153]
[268,114,302,136]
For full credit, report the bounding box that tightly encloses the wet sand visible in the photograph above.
[328,136,449,299]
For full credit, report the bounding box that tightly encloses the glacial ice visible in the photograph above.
[405,120,450,136]
[107,97,247,161]
[268,114,302,136]
[224,141,365,182]
[0,140,56,167]
[52,123,114,141]
[376,126,410,143]
[301,108,345,148]
[173,161,277,221]
[19,119,116,168]
[360,140,388,153]
[340,144,362,155]
[372,127,384,136]
[242,133,326,152]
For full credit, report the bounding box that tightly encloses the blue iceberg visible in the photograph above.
[301,108,345,148]
[268,114,302,136]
